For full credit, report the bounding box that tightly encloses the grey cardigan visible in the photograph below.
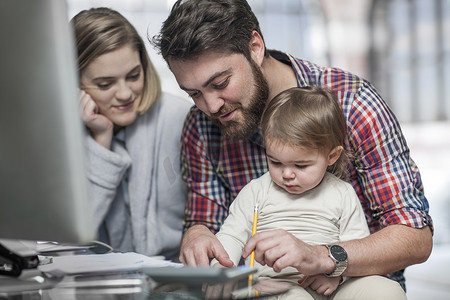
[85,92,192,261]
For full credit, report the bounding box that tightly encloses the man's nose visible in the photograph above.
[202,92,224,115]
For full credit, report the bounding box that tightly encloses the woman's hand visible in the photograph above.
[79,90,114,149]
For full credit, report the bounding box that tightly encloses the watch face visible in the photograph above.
[330,245,348,261]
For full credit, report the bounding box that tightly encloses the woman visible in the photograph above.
[71,7,192,261]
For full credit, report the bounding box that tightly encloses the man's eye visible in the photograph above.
[188,91,200,99]
[213,77,230,89]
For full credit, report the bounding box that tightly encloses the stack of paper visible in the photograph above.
[38,252,182,277]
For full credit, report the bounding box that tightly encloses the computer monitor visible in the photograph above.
[0,0,95,249]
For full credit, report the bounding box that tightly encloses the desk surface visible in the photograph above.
[0,270,292,299]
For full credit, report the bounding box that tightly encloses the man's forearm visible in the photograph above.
[340,224,432,276]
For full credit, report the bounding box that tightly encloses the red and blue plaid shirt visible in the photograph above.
[180,50,432,286]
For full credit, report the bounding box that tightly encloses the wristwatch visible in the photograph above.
[325,244,348,277]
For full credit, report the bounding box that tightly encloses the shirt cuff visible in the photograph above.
[380,207,433,234]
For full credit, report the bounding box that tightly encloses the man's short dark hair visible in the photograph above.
[151,0,268,62]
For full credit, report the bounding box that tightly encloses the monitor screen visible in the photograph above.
[0,0,95,244]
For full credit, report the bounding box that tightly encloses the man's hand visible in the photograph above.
[179,225,234,267]
[242,229,332,275]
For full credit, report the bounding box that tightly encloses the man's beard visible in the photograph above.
[210,60,269,140]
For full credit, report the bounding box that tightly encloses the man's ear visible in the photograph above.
[249,30,265,66]
[328,146,343,166]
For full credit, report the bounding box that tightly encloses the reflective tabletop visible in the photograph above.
[0,270,293,299]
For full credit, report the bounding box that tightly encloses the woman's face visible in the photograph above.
[80,45,144,127]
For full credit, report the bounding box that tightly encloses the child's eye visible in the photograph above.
[295,165,307,169]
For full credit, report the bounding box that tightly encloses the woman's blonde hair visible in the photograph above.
[71,7,161,113]
[261,86,349,179]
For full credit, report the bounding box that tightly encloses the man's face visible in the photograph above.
[169,51,268,139]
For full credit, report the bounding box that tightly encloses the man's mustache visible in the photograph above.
[210,104,241,119]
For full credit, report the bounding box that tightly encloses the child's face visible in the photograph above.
[266,142,333,195]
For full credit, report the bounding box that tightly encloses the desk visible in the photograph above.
[0,270,292,299]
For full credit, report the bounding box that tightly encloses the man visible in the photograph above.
[152,0,432,293]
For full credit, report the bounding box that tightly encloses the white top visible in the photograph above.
[214,172,370,277]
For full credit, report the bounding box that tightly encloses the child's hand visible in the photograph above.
[298,274,341,296]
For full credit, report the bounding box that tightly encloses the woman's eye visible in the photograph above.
[128,72,140,81]
[97,82,112,89]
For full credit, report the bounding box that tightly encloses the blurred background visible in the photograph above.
[67,0,450,298]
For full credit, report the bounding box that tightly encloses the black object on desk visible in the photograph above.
[0,243,39,277]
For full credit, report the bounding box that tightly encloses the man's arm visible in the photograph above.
[243,224,432,277]
[179,109,234,265]
[340,225,432,276]
[180,108,230,232]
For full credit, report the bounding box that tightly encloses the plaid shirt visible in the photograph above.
[180,50,432,287]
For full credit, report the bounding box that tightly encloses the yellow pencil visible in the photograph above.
[248,203,258,283]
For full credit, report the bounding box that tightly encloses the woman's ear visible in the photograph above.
[328,146,343,166]
[249,30,265,66]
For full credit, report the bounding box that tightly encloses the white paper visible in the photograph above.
[38,252,182,277]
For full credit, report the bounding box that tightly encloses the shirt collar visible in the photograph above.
[249,128,265,149]
[268,49,307,87]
